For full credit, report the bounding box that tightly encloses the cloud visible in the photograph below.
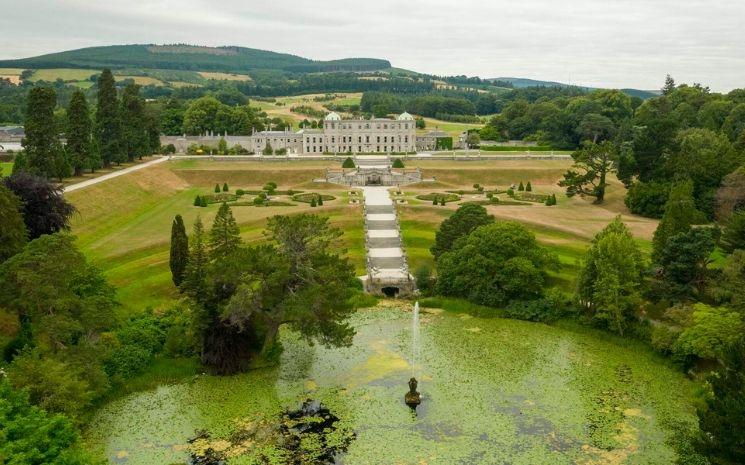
[1,0,743,91]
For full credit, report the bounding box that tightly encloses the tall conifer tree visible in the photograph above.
[21,87,64,178]
[121,83,148,161]
[170,214,189,288]
[209,202,241,259]
[95,69,124,166]
[183,216,209,302]
[65,90,96,176]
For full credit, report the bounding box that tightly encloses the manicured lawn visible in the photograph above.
[67,161,365,316]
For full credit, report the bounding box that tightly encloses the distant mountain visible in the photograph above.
[0,44,392,74]
[491,77,661,99]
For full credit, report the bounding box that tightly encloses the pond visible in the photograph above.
[84,305,697,464]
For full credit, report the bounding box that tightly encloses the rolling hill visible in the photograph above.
[0,44,392,74]
[491,77,660,99]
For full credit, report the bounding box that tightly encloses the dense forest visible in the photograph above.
[0,44,391,73]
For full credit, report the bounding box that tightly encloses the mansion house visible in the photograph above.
[248,112,417,155]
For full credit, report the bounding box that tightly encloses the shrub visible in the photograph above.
[317,195,323,206]
[275,148,287,155]
[392,158,405,168]
[214,184,220,193]
[507,188,515,197]
[292,193,335,203]
[104,344,152,379]
[518,181,525,191]
[222,183,229,192]
[310,197,317,207]
[194,195,201,206]
[432,197,438,205]
[414,265,433,295]
[503,289,572,323]
[200,196,208,207]
[236,189,245,196]
[342,157,355,168]
[416,193,460,203]
[440,198,445,206]
[526,181,532,191]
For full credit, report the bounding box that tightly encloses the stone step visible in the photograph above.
[368,257,407,269]
[365,205,395,214]
[368,247,403,258]
[367,229,399,238]
[367,237,401,248]
[366,220,398,230]
[366,213,397,221]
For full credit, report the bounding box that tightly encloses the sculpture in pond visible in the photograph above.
[405,377,421,408]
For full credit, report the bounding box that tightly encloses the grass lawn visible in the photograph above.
[67,160,364,316]
[397,164,656,292]
[29,68,99,82]
[0,162,12,176]
[419,117,484,138]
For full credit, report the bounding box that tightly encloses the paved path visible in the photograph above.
[63,156,168,193]
[362,186,410,280]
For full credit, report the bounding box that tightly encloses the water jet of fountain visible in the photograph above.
[405,301,422,409]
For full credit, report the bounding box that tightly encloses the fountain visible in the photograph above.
[405,302,422,409]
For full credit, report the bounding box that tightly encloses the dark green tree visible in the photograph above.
[518,181,525,191]
[431,203,494,259]
[655,227,718,301]
[559,140,617,203]
[209,202,241,259]
[21,87,65,179]
[435,221,558,307]
[695,340,745,464]
[576,217,645,335]
[222,182,229,192]
[652,180,706,261]
[169,214,189,288]
[194,195,201,206]
[392,158,405,168]
[342,157,355,168]
[526,181,532,191]
[0,378,94,465]
[214,183,220,193]
[0,184,27,262]
[182,216,209,302]
[121,83,148,161]
[94,69,124,167]
[65,90,96,176]
[662,74,676,95]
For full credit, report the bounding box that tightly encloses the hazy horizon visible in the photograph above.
[2,0,744,92]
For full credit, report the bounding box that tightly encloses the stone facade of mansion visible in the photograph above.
[162,112,417,155]
[249,111,416,155]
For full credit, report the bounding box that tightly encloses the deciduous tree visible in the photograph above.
[431,203,494,259]
[3,172,76,239]
[0,185,27,263]
[577,217,645,335]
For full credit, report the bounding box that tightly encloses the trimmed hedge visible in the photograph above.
[416,193,460,203]
[200,193,237,204]
[481,145,554,151]
[292,193,336,203]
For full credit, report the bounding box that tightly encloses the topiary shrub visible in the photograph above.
[392,158,405,168]
[317,195,323,206]
[526,181,532,192]
[236,189,245,196]
[518,181,525,191]
[310,197,317,207]
[214,184,220,193]
[440,198,446,206]
[222,183,229,192]
[432,197,438,205]
[200,196,208,207]
[342,157,355,168]
[194,195,201,206]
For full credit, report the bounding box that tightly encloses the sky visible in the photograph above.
[1,0,744,92]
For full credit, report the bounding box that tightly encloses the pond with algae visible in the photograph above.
[85,306,698,464]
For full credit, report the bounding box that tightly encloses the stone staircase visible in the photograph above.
[361,186,415,297]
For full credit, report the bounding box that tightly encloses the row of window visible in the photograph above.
[304,145,412,153]
[328,123,410,130]
[308,135,409,144]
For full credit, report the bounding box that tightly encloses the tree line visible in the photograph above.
[14,69,160,179]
